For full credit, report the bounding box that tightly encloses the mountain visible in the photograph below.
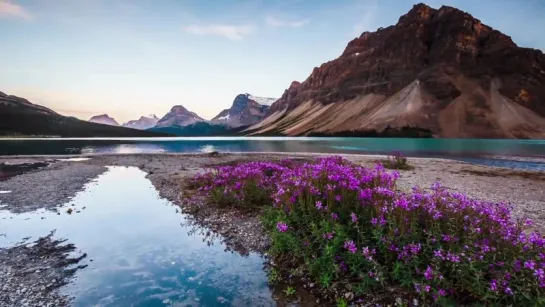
[122,114,159,130]
[248,3,545,138]
[0,91,167,137]
[211,93,272,127]
[155,105,204,128]
[89,114,119,126]
[149,122,244,136]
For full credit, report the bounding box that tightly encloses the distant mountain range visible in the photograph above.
[146,94,274,135]
[247,3,545,138]
[73,93,276,137]
[3,3,544,139]
[0,91,166,137]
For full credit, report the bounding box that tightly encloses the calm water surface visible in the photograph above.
[1,137,544,170]
[0,167,276,306]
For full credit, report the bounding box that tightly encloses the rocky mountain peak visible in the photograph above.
[211,93,271,128]
[397,3,434,26]
[169,105,191,114]
[251,3,545,138]
[155,105,204,128]
[89,114,119,126]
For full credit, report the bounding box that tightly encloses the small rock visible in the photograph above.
[309,283,315,288]
[395,297,402,305]
[344,292,354,300]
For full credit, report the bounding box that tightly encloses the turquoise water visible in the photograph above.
[0,167,276,306]
[1,137,544,170]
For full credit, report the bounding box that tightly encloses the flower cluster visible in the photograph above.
[190,156,545,305]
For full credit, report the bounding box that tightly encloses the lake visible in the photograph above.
[1,137,544,170]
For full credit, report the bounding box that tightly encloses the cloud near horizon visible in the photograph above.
[182,24,256,40]
[0,1,31,19]
[265,16,309,28]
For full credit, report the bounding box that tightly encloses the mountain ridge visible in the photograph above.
[0,91,167,137]
[249,3,545,138]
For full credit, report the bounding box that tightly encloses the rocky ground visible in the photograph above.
[0,153,544,306]
[0,232,87,307]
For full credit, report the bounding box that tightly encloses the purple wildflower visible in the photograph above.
[315,200,323,210]
[424,266,433,280]
[350,212,358,223]
[524,260,536,270]
[344,240,357,253]
[276,222,288,232]
[490,279,498,292]
[323,232,335,240]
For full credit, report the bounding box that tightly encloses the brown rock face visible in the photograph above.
[256,3,545,138]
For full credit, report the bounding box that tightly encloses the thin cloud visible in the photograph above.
[265,16,309,28]
[352,1,378,36]
[182,24,256,40]
[0,1,31,19]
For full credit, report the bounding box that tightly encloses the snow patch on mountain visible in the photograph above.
[247,94,277,105]
[217,114,230,121]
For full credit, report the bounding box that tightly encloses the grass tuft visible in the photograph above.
[380,152,414,170]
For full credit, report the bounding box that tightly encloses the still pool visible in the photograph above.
[0,167,277,306]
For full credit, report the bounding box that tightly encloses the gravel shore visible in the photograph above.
[0,161,106,213]
[0,232,87,307]
[0,153,543,306]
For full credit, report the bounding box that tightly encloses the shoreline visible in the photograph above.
[2,150,544,164]
[2,152,544,227]
[1,153,544,306]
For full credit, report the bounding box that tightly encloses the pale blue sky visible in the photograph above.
[1,0,544,123]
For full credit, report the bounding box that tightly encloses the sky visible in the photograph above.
[1,0,545,123]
